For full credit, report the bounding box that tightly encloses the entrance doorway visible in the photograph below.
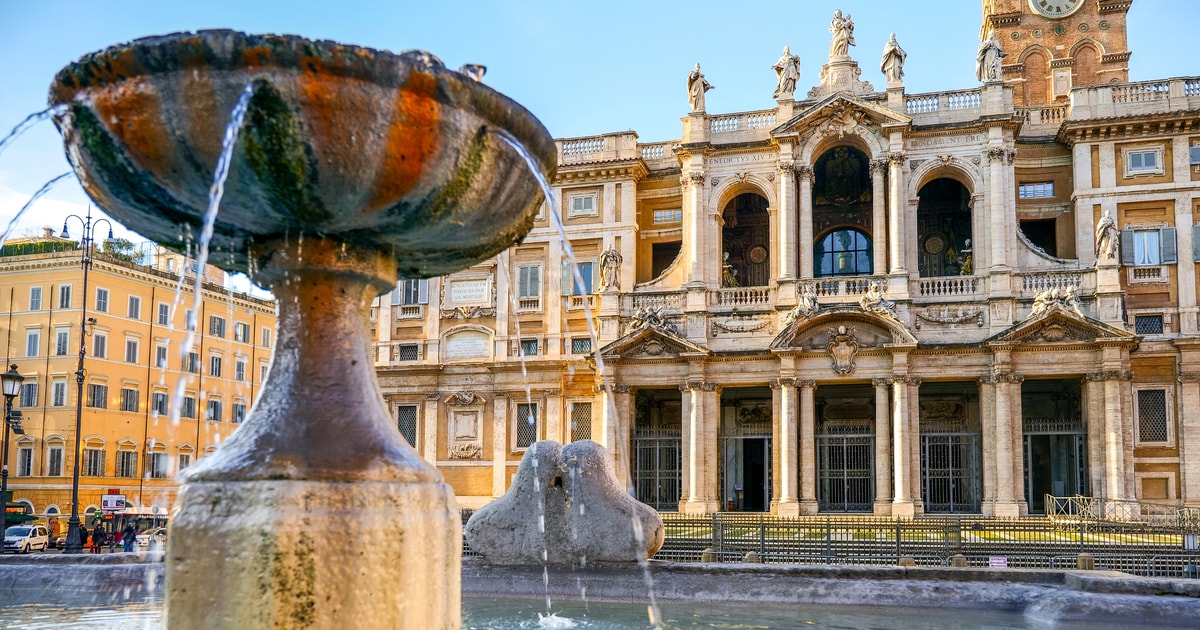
[919,381,982,513]
[719,387,773,512]
[632,389,682,511]
[815,384,875,512]
[1021,379,1087,514]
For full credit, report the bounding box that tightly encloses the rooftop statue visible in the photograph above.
[880,33,906,84]
[976,30,1007,82]
[829,10,855,58]
[688,62,714,112]
[773,46,801,99]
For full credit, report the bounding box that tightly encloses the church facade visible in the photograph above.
[374,0,1200,517]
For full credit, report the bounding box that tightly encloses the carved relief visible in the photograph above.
[711,316,773,336]
[448,408,483,460]
[1086,370,1133,382]
[441,305,496,320]
[625,306,681,336]
[827,325,860,375]
[445,391,484,406]
[986,147,1007,162]
[448,442,481,460]
[859,284,899,321]
[784,284,820,326]
[915,307,984,327]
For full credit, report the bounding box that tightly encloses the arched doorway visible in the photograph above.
[720,193,770,287]
[916,178,973,277]
[811,146,873,278]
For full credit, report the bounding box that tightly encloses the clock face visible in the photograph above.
[1029,0,1084,18]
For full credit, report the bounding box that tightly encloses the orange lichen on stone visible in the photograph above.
[241,45,275,68]
[89,78,175,175]
[365,71,440,211]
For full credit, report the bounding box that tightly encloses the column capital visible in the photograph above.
[794,164,814,182]
[893,375,922,386]
[872,377,893,388]
[985,146,1006,163]
[869,158,889,175]
[887,151,906,166]
[681,171,705,190]
[1179,372,1200,383]
[1087,370,1133,382]
[770,377,798,389]
[779,161,796,176]
[796,379,817,389]
[680,380,716,392]
[422,391,441,401]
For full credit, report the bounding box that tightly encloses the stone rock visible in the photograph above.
[465,440,664,565]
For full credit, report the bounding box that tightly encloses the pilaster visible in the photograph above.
[798,380,819,515]
[872,378,893,516]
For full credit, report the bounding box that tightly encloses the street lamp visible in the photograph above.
[60,206,112,554]
[1,363,26,534]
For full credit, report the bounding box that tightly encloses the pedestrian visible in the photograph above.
[122,522,137,553]
[92,524,106,554]
[80,526,91,551]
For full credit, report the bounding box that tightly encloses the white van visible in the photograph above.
[3,524,50,553]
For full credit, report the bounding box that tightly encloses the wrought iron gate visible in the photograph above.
[920,433,981,513]
[632,429,681,511]
[817,432,874,512]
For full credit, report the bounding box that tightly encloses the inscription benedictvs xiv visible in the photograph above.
[1029,0,1083,18]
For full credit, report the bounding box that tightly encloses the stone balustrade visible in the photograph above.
[904,88,984,125]
[556,131,641,165]
[1069,77,1200,119]
[913,275,980,299]
[709,109,778,143]
[710,286,773,308]
[638,141,679,170]
[1015,270,1090,297]
[804,275,888,300]
[630,290,684,313]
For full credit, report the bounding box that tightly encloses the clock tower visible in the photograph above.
[982,0,1132,106]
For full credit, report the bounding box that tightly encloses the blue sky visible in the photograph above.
[0,0,1196,254]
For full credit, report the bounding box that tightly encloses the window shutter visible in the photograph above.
[1120,229,1135,266]
[560,261,572,295]
[1161,227,1177,264]
[591,258,600,294]
[1193,224,1200,262]
[391,284,401,305]
[417,279,429,305]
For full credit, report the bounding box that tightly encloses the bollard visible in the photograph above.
[898,556,916,567]
[950,554,968,568]
[744,551,762,563]
[700,547,717,563]
[1076,552,1095,570]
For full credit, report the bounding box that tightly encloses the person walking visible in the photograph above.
[91,524,106,554]
[122,523,137,553]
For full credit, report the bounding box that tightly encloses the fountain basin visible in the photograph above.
[50,29,556,280]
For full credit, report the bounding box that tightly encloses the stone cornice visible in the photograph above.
[553,162,647,185]
[1059,114,1200,146]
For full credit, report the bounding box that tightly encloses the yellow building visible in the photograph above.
[0,228,276,526]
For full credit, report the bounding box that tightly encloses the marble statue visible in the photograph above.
[829,10,855,58]
[1027,285,1083,319]
[859,283,898,320]
[976,30,1007,82]
[772,46,801,99]
[1095,209,1119,261]
[880,33,906,83]
[688,62,713,112]
[785,283,821,326]
[598,244,622,291]
[721,251,739,288]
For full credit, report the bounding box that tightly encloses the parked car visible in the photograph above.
[3,524,50,553]
[136,527,167,549]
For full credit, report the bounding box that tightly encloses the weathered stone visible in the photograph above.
[465,440,663,565]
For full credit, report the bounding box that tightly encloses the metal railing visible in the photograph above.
[1046,494,1200,529]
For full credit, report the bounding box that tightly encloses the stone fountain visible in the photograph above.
[49,30,555,629]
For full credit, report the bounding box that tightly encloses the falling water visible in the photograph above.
[0,172,73,248]
[0,104,69,157]
[169,83,256,425]
[492,128,661,628]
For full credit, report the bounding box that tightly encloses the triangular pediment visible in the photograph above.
[773,93,911,136]
[770,307,917,351]
[987,305,1137,345]
[600,325,710,360]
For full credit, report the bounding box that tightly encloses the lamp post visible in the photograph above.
[1,364,26,534]
[60,206,112,554]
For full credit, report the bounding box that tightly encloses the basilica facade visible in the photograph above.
[374,0,1200,517]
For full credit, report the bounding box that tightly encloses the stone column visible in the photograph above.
[797,165,815,279]
[887,151,907,274]
[600,383,634,490]
[683,171,707,285]
[989,368,1024,518]
[1177,344,1200,506]
[978,376,997,513]
[1173,192,1198,334]
[1083,375,1107,498]
[422,392,439,467]
[1093,369,1133,501]
[986,145,1010,272]
[870,158,888,275]
[891,377,914,517]
[492,394,509,497]
[772,377,800,516]
[680,380,719,513]
[798,380,818,514]
[545,390,563,444]
[872,378,893,515]
[906,376,923,514]
[778,161,797,281]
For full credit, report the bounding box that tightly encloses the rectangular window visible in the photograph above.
[234,322,250,343]
[186,352,199,373]
[25,330,39,357]
[397,405,418,447]
[1018,182,1054,199]
[19,382,37,408]
[397,279,429,306]
[52,381,66,407]
[398,344,420,361]
[178,453,191,472]
[1134,315,1164,334]
[261,327,272,348]
[569,261,594,295]
[125,338,139,363]
[93,333,107,359]
[570,401,593,442]
[209,315,225,338]
[261,363,269,382]
[567,193,597,217]
[182,396,197,419]
[95,287,109,313]
[210,355,222,378]
[515,403,538,448]
[58,285,71,309]
[152,392,168,416]
[83,448,105,477]
[17,447,32,476]
[86,384,108,408]
[55,329,69,356]
[235,359,247,382]
[570,337,592,354]
[232,402,247,423]
[1133,229,1161,265]
[148,453,168,479]
[519,339,539,357]
[206,399,222,421]
[48,446,63,476]
[29,286,42,311]
[127,295,141,320]
[157,303,170,326]
[156,345,168,368]
[120,387,139,412]
[1127,149,1160,174]
[1136,389,1169,443]
[517,265,542,299]
[652,209,683,223]
[185,309,196,331]
[117,451,138,478]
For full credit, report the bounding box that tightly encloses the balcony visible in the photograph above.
[1069,77,1200,120]
[913,275,981,300]
[709,286,773,309]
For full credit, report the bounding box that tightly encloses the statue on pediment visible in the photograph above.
[773,46,801,99]
[859,283,898,321]
[1027,285,1083,319]
[784,283,820,326]
[829,10,855,58]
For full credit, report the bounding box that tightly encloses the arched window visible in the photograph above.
[815,228,872,277]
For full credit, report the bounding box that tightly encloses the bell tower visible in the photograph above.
[982,0,1132,106]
